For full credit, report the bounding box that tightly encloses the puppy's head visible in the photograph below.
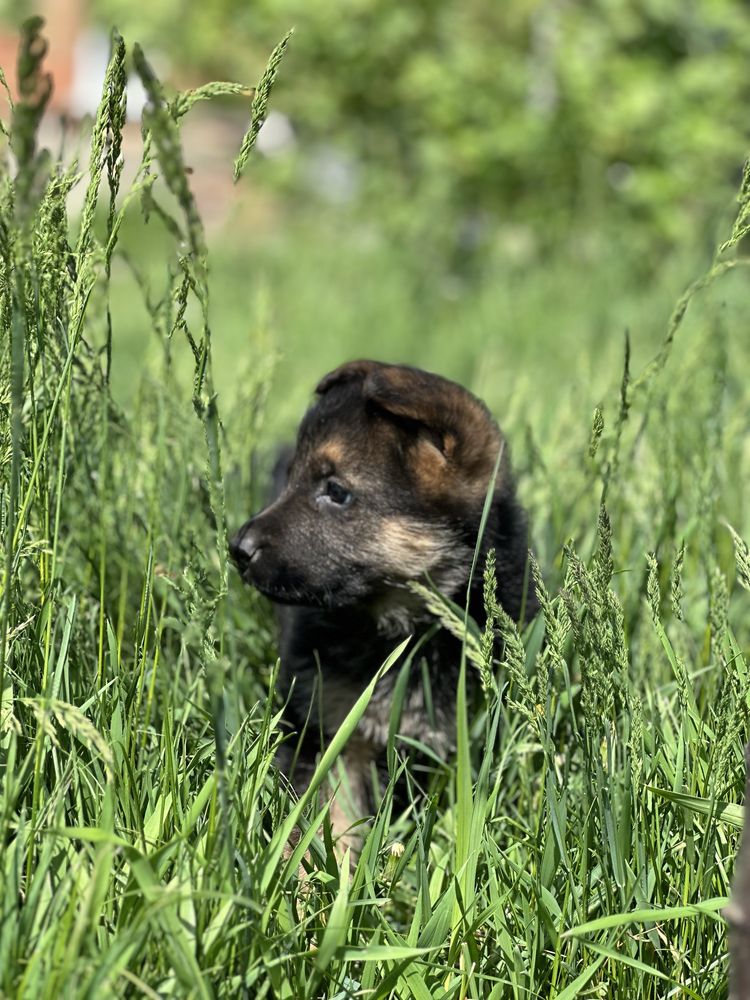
[230,361,510,609]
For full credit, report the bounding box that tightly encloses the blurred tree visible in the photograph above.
[89,0,750,267]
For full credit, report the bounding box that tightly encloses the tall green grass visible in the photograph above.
[1,17,750,999]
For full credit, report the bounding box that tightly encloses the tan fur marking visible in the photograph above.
[411,437,448,495]
[410,433,505,505]
[315,439,347,467]
[363,517,453,578]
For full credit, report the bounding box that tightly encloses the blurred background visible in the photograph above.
[0,0,748,441]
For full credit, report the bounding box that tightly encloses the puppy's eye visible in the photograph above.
[324,480,352,506]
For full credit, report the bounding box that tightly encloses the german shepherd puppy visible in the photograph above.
[230,360,536,848]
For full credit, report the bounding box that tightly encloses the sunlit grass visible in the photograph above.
[1,18,749,999]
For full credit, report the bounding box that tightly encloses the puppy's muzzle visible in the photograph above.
[229,522,265,574]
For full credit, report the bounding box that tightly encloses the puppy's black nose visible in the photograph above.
[229,524,264,571]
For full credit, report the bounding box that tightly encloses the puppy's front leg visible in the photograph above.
[326,740,374,858]
[279,739,373,865]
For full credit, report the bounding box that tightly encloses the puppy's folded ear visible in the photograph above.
[363,365,505,495]
[315,360,505,497]
[316,359,384,395]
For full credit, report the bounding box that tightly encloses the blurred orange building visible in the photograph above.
[0,0,83,112]
[0,0,277,229]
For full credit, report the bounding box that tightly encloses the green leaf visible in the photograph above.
[647,785,744,828]
[564,896,727,938]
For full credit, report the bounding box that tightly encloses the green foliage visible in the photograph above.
[89,0,750,265]
[1,14,750,1000]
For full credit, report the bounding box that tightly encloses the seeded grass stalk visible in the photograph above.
[0,14,749,999]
